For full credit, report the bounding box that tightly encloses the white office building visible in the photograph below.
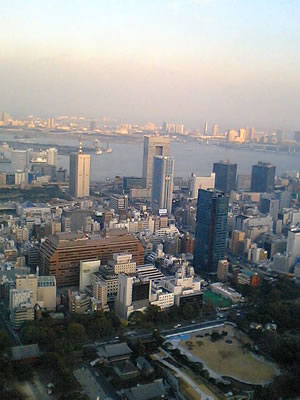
[79,260,101,292]
[287,227,300,268]
[46,148,57,166]
[190,173,215,198]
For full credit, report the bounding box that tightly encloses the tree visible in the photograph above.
[134,339,145,356]
[128,311,145,326]
[0,390,26,400]
[0,330,11,352]
[145,305,161,323]
[68,322,86,343]
[152,329,164,346]
[182,304,195,320]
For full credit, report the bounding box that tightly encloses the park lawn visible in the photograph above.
[180,336,277,385]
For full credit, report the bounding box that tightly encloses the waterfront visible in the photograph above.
[0,129,299,181]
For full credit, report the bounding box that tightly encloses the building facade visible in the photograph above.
[194,189,229,273]
[69,144,90,197]
[250,162,276,192]
[190,173,215,198]
[142,135,170,188]
[213,161,237,193]
[152,155,174,215]
[39,232,144,287]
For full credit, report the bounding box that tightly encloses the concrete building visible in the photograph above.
[163,122,184,135]
[37,276,56,310]
[217,259,229,281]
[142,135,170,188]
[11,149,29,171]
[227,129,238,142]
[15,171,28,186]
[150,282,175,309]
[231,230,245,255]
[152,155,174,215]
[92,271,119,300]
[79,260,101,292]
[115,273,151,319]
[211,282,242,303]
[92,280,108,307]
[237,270,260,286]
[236,174,251,190]
[160,262,203,306]
[46,148,57,166]
[16,273,57,310]
[16,274,37,304]
[272,253,289,273]
[39,231,144,287]
[110,194,128,214]
[259,196,279,221]
[69,290,90,313]
[15,226,29,242]
[136,264,165,281]
[108,253,136,274]
[190,173,215,198]
[287,227,300,269]
[11,304,35,329]
[9,288,33,311]
[69,143,90,198]
[212,124,218,136]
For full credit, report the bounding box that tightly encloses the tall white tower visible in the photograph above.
[69,142,91,198]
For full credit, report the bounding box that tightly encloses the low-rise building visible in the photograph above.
[97,342,132,363]
[210,282,242,303]
[68,291,90,313]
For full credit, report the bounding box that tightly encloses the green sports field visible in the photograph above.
[204,289,232,308]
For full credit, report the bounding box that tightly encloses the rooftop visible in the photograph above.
[11,344,41,361]
[123,380,166,400]
[97,342,132,359]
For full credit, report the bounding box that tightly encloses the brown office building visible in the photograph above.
[39,232,144,287]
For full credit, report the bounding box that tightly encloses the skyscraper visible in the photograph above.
[212,124,218,136]
[142,135,170,188]
[46,148,57,166]
[11,149,29,171]
[204,121,208,135]
[69,143,90,198]
[47,118,54,129]
[152,155,174,215]
[213,161,237,193]
[190,173,215,198]
[194,189,229,273]
[250,161,276,193]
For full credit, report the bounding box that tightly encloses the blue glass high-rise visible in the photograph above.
[194,189,229,273]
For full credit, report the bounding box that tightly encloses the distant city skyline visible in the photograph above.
[0,1,300,130]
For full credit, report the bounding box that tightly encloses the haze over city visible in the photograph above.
[1,0,300,130]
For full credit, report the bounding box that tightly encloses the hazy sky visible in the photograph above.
[0,0,299,130]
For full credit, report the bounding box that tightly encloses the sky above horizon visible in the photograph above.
[0,0,299,131]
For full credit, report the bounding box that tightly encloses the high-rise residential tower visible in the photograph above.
[213,161,237,193]
[152,155,174,215]
[69,143,90,198]
[194,189,229,273]
[250,161,276,193]
[142,135,170,188]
